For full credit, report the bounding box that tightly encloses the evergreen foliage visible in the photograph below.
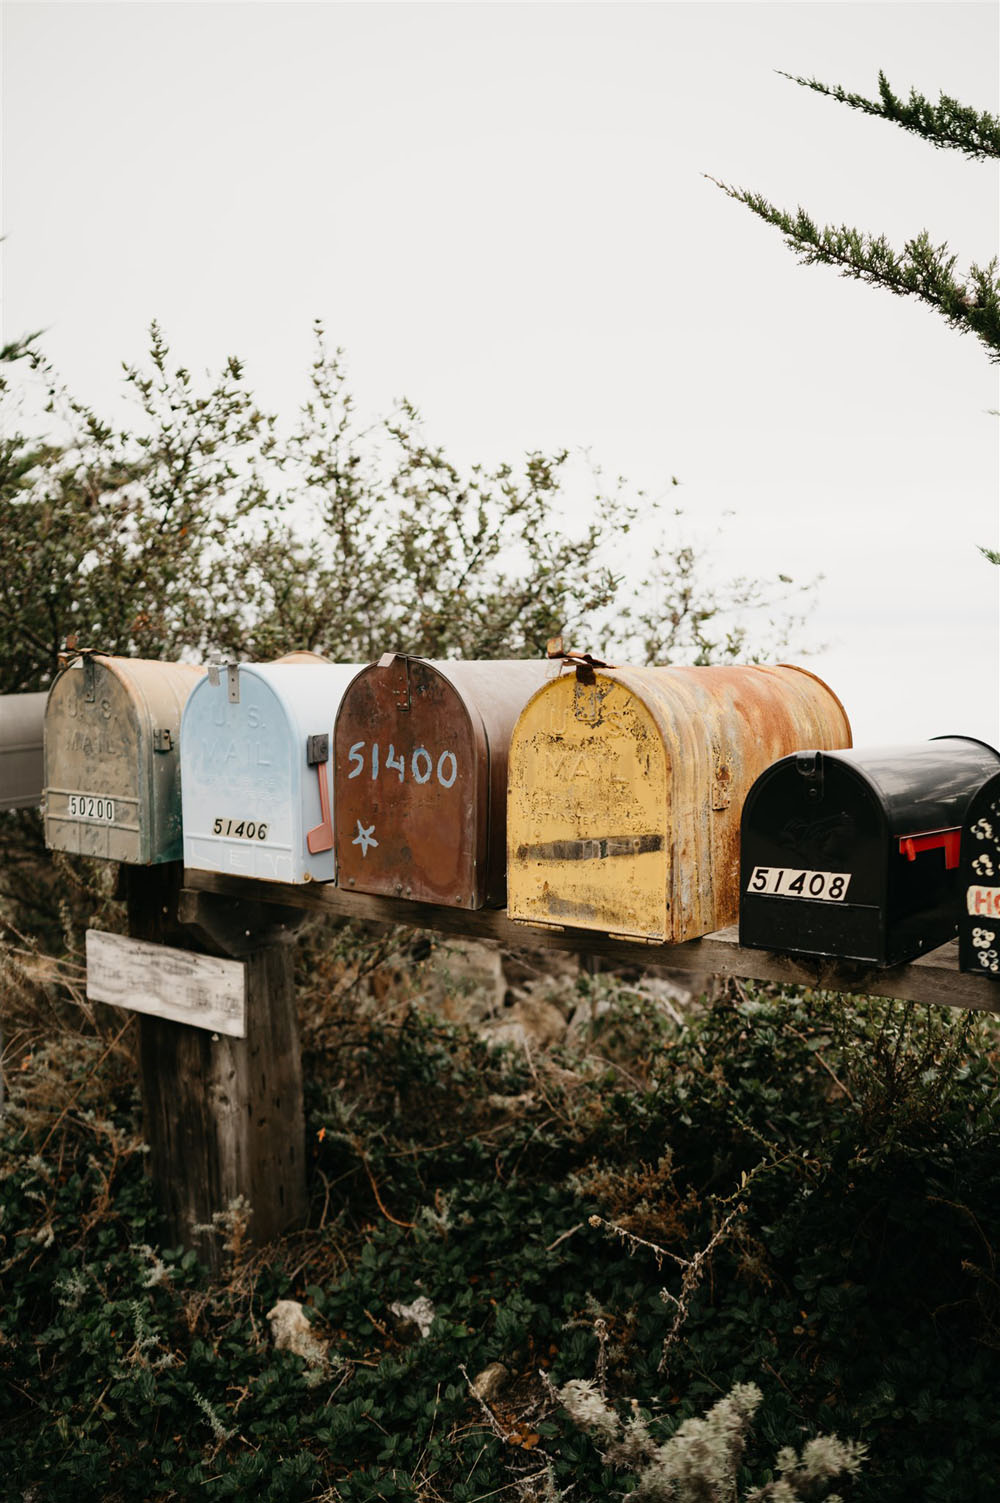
[778,70,1000,161]
[711,74,1000,364]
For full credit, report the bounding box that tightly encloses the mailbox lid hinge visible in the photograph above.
[207,661,240,702]
[378,652,411,711]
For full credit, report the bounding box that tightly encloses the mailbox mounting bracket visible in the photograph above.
[207,662,240,702]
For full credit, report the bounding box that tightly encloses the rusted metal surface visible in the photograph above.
[334,656,556,908]
[44,654,205,864]
[507,662,852,943]
[0,692,46,810]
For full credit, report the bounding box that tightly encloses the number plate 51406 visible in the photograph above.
[747,867,851,902]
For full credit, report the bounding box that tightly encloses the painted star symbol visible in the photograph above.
[352,820,379,857]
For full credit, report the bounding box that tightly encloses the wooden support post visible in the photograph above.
[123,864,307,1272]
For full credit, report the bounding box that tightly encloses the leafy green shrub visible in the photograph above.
[5,971,1000,1500]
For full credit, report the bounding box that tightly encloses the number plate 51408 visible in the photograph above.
[747,867,851,902]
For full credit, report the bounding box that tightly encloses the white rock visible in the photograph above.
[389,1294,437,1339]
[471,1362,510,1404]
[480,996,568,1051]
[266,1299,328,1368]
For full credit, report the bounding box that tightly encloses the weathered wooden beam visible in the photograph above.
[182,867,1000,1015]
[123,865,307,1270]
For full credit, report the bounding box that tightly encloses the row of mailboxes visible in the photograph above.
[41,654,850,921]
[34,650,1000,980]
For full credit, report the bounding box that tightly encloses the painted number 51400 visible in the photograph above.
[346,741,458,789]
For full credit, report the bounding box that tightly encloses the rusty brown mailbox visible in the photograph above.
[333,655,556,907]
[44,654,205,864]
[507,662,852,943]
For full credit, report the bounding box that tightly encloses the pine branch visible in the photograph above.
[780,70,1000,161]
[708,178,1000,362]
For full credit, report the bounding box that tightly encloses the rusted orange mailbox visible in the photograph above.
[333,655,556,907]
[507,662,852,943]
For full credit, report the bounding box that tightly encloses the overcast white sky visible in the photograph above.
[3,0,998,746]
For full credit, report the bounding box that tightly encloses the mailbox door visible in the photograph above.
[183,671,304,883]
[959,771,1000,977]
[183,662,361,883]
[740,755,889,963]
[334,658,489,906]
[507,670,671,940]
[45,660,145,860]
[0,692,46,811]
[508,662,850,944]
[44,657,202,864]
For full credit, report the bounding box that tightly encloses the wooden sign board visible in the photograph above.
[86,930,246,1037]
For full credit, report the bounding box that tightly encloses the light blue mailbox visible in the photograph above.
[181,659,361,883]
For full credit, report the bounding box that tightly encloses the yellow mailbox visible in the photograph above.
[507,662,851,943]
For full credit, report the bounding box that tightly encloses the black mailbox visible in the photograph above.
[740,737,1000,967]
[958,770,1000,979]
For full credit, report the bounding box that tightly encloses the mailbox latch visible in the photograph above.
[795,750,824,802]
[153,728,173,754]
[306,734,329,767]
[83,655,97,703]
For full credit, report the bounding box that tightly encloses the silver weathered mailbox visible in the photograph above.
[44,654,205,864]
[0,692,46,811]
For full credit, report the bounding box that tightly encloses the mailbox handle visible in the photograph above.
[306,739,334,855]
[899,828,961,869]
[545,637,616,680]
